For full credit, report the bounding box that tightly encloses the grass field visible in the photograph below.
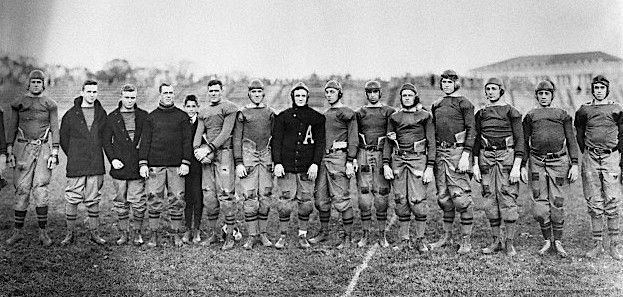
[0,86,622,296]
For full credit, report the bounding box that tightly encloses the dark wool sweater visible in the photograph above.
[431,96,476,151]
[523,107,579,165]
[233,106,275,165]
[356,105,396,149]
[474,104,524,158]
[574,101,623,155]
[324,106,358,161]
[102,104,148,180]
[59,97,107,177]
[383,109,436,166]
[271,105,325,173]
[139,104,192,167]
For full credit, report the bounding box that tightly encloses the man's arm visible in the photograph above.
[47,98,60,150]
[101,115,117,163]
[521,113,532,167]
[346,111,358,162]
[461,98,476,153]
[312,116,326,166]
[425,113,436,167]
[232,111,245,166]
[574,107,586,153]
[382,116,395,165]
[138,115,153,167]
[563,112,579,165]
[208,104,237,152]
[59,112,70,155]
[6,102,18,146]
[271,112,284,165]
[181,113,192,166]
[510,107,525,159]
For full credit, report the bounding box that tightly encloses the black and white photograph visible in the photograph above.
[0,0,622,295]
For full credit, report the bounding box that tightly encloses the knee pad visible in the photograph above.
[373,196,388,212]
[360,186,370,194]
[359,197,373,213]
[437,196,454,212]
[378,187,390,196]
[413,201,428,218]
[299,200,314,217]
[453,195,473,213]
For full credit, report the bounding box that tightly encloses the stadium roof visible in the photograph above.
[471,51,622,72]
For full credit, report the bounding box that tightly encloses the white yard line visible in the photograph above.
[342,214,397,297]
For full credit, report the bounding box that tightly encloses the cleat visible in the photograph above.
[259,233,273,247]
[416,238,429,254]
[482,237,504,254]
[192,229,202,244]
[5,229,24,246]
[357,231,369,248]
[378,231,390,248]
[182,230,191,244]
[133,230,144,246]
[298,235,311,249]
[60,231,74,246]
[336,234,352,250]
[505,240,517,257]
[308,230,328,245]
[274,235,287,249]
[429,232,451,250]
[585,240,604,259]
[538,240,552,256]
[200,232,219,247]
[553,240,568,258]
[243,235,257,250]
[146,232,159,248]
[221,234,235,251]
[456,236,472,255]
[39,229,53,247]
[116,231,129,246]
[609,242,622,261]
[90,230,107,245]
[173,233,184,247]
[393,239,412,251]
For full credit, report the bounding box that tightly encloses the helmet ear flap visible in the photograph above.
[454,80,461,90]
[500,89,504,97]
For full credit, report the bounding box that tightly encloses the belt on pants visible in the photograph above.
[395,149,426,156]
[436,141,464,149]
[326,147,347,154]
[531,150,566,160]
[17,138,48,145]
[359,145,382,151]
[484,145,513,152]
[587,146,615,156]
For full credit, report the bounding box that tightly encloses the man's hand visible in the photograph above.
[236,164,248,178]
[111,159,124,170]
[457,151,470,173]
[473,164,481,183]
[47,155,58,170]
[194,146,210,162]
[178,164,189,176]
[383,164,394,180]
[568,164,579,183]
[520,167,528,184]
[307,164,318,180]
[0,154,6,175]
[345,162,355,178]
[274,164,285,178]
[509,165,521,184]
[7,145,15,168]
[139,165,149,179]
[352,159,359,172]
[422,166,434,184]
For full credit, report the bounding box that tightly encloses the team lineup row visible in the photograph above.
[2,69,621,261]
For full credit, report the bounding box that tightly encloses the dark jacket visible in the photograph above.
[102,103,148,180]
[189,119,203,175]
[59,97,107,177]
[138,104,192,167]
[271,105,325,173]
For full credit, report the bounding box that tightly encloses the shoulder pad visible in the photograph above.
[340,107,356,120]
[41,96,58,110]
[431,96,445,107]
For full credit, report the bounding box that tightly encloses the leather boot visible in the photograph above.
[38,229,53,247]
[221,233,235,251]
[116,231,129,246]
[505,239,517,257]
[192,229,202,244]
[243,235,257,250]
[609,241,622,261]
[132,230,144,246]
[585,240,604,259]
[538,239,551,256]
[182,230,192,244]
[90,230,107,245]
[554,240,568,258]
[357,231,369,248]
[146,231,159,248]
[308,229,329,245]
[482,237,504,254]
[60,231,74,246]
[336,233,352,250]
[274,234,287,249]
[416,238,429,254]
[259,233,273,247]
[429,231,452,250]
[298,234,311,249]
[6,228,24,246]
[393,238,412,251]
[456,235,472,255]
[173,233,183,247]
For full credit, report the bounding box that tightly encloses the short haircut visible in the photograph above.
[185,94,198,106]
[207,79,223,89]
[159,82,172,93]
[82,80,98,90]
[121,84,136,93]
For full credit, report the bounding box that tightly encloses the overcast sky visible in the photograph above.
[1,0,621,79]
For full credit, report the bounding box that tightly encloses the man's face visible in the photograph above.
[293,89,308,107]
[441,78,456,95]
[208,84,222,103]
[82,84,98,104]
[536,90,553,107]
[366,89,380,104]
[485,84,502,102]
[401,90,416,107]
[248,88,264,105]
[121,91,137,109]
[184,100,198,117]
[325,88,340,105]
[29,79,44,95]
[159,85,174,106]
[593,83,608,101]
